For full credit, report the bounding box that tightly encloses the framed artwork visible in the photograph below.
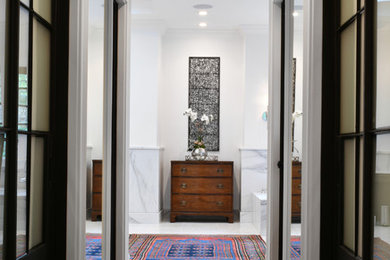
[188,57,220,151]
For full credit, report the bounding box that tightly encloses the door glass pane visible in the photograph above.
[373,134,390,257]
[0,133,6,260]
[29,137,44,249]
[343,139,356,251]
[19,8,29,131]
[360,14,365,132]
[32,19,50,131]
[0,0,6,128]
[358,137,363,257]
[33,0,51,23]
[341,0,357,25]
[340,22,357,134]
[21,0,30,7]
[376,0,390,128]
[17,135,28,257]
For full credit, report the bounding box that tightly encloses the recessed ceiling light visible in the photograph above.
[292,11,299,17]
[193,4,213,10]
[199,22,208,28]
[198,10,208,16]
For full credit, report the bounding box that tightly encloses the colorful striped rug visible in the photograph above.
[86,234,303,259]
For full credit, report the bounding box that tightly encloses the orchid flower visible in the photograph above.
[292,111,303,122]
[190,111,197,122]
[201,114,210,125]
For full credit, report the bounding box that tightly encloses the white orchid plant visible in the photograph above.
[183,108,214,149]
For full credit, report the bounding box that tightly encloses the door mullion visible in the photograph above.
[3,0,21,259]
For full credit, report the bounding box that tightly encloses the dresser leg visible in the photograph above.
[170,214,177,223]
[227,215,234,223]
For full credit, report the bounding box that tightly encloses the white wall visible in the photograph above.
[293,22,304,160]
[243,31,269,149]
[159,30,246,210]
[129,28,162,147]
[87,26,104,159]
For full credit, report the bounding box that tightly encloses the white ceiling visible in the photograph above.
[130,0,269,30]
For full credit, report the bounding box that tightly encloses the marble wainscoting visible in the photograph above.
[239,148,267,223]
[129,147,163,224]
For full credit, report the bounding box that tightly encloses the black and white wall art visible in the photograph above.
[188,57,220,151]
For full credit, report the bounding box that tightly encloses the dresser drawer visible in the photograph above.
[93,175,102,193]
[172,178,232,194]
[172,195,232,212]
[292,179,301,195]
[172,164,232,177]
[291,195,301,213]
[292,162,301,178]
[92,193,102,210]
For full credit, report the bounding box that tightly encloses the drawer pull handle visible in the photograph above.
[181,201,187,206]
[298,170,302,174]
[217,168,224,173]
[181,183,187,189]
[298,184,301,189]
[181,168,187,173]
[216,201,224,206]
[217,184,224,189]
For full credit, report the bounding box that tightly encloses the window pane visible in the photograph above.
[29,137,44,248]
[343,139,356,251]
[341,0,357,25]
[32,19,50,131]
[17,135,28,257]
[19,8,29,131]
[340,22,357,134]
[33,0,51,23]
[376,1,390,128]
[0,133,6,260]
[373,134,390,257]
[360,14,365,132]
[21,0,30,7]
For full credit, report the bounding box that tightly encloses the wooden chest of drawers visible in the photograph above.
[170,161,234,223]
[292,161,302,223]
[92,160,102,221]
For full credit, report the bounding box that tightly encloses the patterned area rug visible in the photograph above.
[87,234,266,260]
[374,237,390,260]
[0,235,27,259]
[290,237,301,260]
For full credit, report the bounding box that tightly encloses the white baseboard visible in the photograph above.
[240,211,253,223]
[129,211,162,224]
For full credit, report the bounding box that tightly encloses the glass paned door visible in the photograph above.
[372,1,390,258]
[336,0,365,258]
[0,0,67,259]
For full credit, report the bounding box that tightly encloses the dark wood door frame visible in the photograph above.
[2,0,69,259]
[321,0,376,259]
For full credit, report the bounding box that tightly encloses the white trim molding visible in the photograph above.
[67,0,89,259]
[301,0,322,260]
[116,2,131,259]
[267,0,282,259]
[103,0,114,259]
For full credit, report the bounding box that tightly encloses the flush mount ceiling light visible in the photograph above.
[199,22,208,27]
[193,4,213,10]
[198,10,208,16]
